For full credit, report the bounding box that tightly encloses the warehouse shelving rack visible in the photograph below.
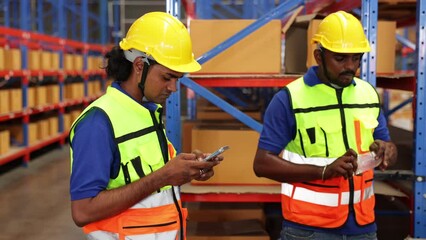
[165,0,426,238]
[0,1,110,166]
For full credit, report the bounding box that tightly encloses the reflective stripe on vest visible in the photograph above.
[282,183,374,207]
[282,77,379,228]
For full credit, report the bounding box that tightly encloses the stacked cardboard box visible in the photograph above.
[190,123,277,185]
[0,89,9,115]
[9,88,22,112]
[48,117,58,136]
[0,130,10,155]
[0,48,4,70]
[35,86,48,107]
[27,87,36,108]
[190,19,282,74]
[64,83,85,100]
[46,85,60,104]
[4,48,21,70]
[41,51,52,71]
[37,119,50,140]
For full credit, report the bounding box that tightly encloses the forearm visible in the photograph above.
[72,168,169,227]
[253,150,323,183]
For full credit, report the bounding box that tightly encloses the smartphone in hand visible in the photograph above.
[203,146,230,162]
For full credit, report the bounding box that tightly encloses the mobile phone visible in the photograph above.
[203,145,230,162]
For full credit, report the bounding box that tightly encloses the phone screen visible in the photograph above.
[203,145,230,162]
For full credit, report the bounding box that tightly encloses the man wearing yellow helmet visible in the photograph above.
[69,12,220,240]
[254,11,397,239]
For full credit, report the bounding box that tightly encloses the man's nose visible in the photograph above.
[167,79,178,92]
[344,58,359,71]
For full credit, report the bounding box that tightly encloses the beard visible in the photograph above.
[328,70,356,88]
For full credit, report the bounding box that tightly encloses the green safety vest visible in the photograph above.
[70,86,176,190]
[285,77,381,157]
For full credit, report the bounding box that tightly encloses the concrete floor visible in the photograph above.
[0,146,85,240]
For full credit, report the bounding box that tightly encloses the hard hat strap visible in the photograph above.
[319,47,332,83]
[138,61,150,98]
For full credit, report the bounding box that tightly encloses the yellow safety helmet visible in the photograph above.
[311,11,371,53]
[119,12,201,73]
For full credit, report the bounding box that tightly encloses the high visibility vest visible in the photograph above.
[70,86,185,240]
[282,77,381,228]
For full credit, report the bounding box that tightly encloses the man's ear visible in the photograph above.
[313,49,322,65]
[133,57,144,73]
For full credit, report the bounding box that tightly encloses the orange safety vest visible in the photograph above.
[83,197,187,240]
[282,77,380,228]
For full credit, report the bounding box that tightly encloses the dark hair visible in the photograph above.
[104,46,132,82]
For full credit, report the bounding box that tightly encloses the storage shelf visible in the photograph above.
[377,71,416,91]
[0,24,108,167]
[188,73,416,91]
[188,74,299,87]
[0,132,68,166]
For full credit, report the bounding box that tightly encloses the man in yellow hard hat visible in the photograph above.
[69,12,221,239]
[254,11,397,239]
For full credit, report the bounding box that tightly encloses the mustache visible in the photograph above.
[339,71,355,76]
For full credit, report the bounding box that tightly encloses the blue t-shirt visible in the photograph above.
[70,82,158,201]
[259,66,390,234]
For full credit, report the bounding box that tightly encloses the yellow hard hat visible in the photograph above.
[119,12,201,73]
[311,11,371,53]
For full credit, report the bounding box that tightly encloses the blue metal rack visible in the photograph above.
[413,0,426,237]
[0,0,109,165]
[166,0,426,238]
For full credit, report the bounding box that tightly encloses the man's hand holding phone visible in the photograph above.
[192,146,229,181]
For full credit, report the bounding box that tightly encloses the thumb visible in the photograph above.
[192,149,203,161]
[370,141,379,152]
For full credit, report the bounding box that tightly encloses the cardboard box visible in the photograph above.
[0,89,10,115]
[376,21,396,73]
[28,49,41,70]
[183,120,259,154]
[191,126,277,185]
[65,83,84,100]
[46,85,60,104]
[190,19,282,74]
[70,110,82,123]
[51,52,60,70]
[28,122,38,145]
[0,48,5,70]
[88,56,103,71]
[285,14,396,74]
[284,14,315,73]
[88,81,101,96]
[0,130,10,155]
[63,113,73,133]
[64,53,74,71]
[27,87,36,108]
[37,119,49,140]
[41,51,52,70]
[9,88,22,112]
[36,86,48,107]
[4,48,21,70]
[48,117,58,136]
[74,54,83,71]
